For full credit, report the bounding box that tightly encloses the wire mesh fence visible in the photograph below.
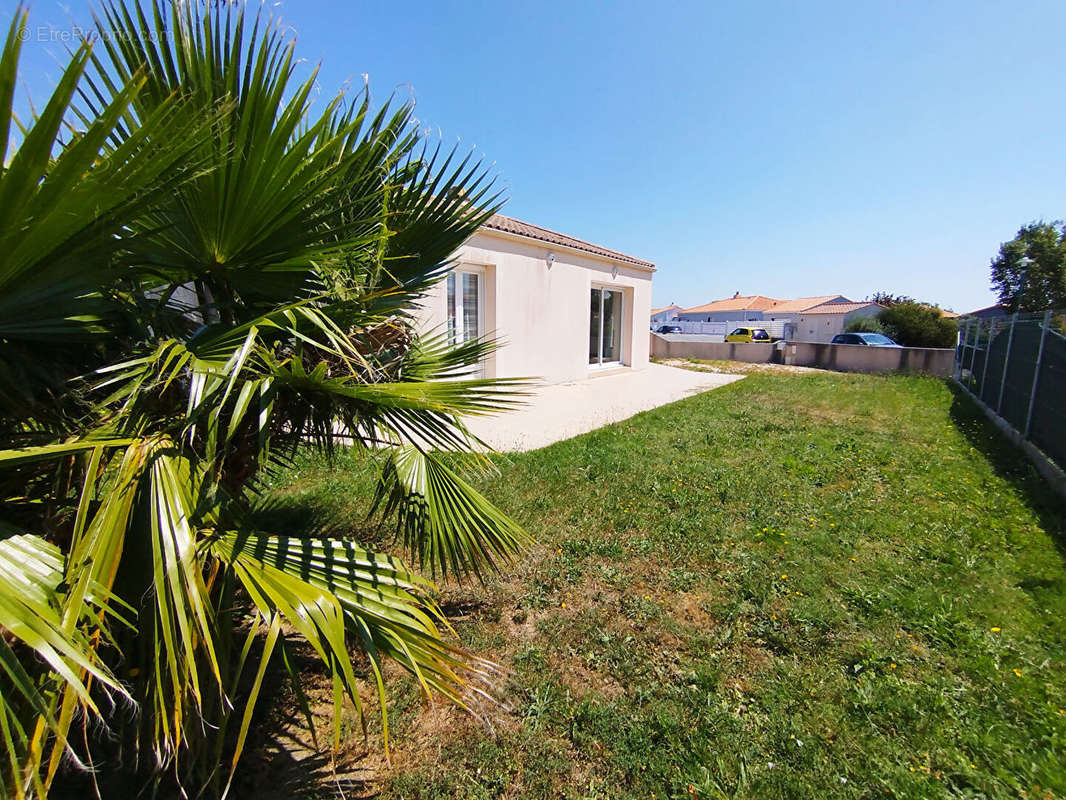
[955,310,1066,472]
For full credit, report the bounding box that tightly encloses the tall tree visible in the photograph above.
[990,222,1066,312]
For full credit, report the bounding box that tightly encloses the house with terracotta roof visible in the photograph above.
[676,293,851,323]
[672,293,882,342]
[417,213,655,384]
[794,302,883,342]
[676,294,779,322]
[764,295,850,316]
[650,303,682,324]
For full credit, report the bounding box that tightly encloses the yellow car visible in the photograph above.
[725,326,771,343]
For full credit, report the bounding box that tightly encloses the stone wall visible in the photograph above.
[650,334,954,376]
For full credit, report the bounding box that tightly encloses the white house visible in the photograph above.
[676,294,778,323]
[674,294,868,339]
[650,303,682,325]
[677,294,850,324]
[417,214,655,385]
[794,302,882,342]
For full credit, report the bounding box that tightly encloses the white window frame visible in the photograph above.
[447,266,486,348]
[589,282,625,369]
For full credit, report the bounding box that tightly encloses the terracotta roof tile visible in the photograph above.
[682,295,779,313]
[482,214,655,269]
[767,295,847,313]
[651,303,681,315]
[801,302,882,315]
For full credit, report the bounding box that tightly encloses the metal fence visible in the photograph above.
[954,310,1066,473]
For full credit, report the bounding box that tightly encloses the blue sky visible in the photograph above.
[13,0,1066,313]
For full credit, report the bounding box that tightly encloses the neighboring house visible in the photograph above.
[677,293,851,323]
[762,295,850,321]
[417,214,655,385]
[650,303,682,325]
[676,293,861,340]
[967,303,1009,319]
[676,294,778,322]
[794,302,883,343]
[761,295,851,339]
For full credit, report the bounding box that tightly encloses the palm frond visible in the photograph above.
[372,446,531,581]
[84,0,402,307]
[0,534,128,794]
[0,2,528,794]
[0,10,222,432]
[211,531,497,751]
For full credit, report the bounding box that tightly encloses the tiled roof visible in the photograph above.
[682,295,779,313]
[482,214,655,269]
[651,303,681,315]
[767,295,847,313]
[966,304,1009,318]
[801,302,882,315]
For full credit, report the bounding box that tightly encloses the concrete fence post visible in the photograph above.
[1023,309,1053,440]
[996,314,1018,414]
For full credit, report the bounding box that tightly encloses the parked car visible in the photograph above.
[654,324,683,334]
[725,326,771,343]
[831,332,901,347]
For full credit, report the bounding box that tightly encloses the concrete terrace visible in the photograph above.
[464,362,742,452]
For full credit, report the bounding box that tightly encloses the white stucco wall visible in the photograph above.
[415,230,653,385]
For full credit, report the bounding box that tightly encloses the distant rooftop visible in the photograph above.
[802,302,881,315]
[651,303,682,315]
[681,294,853,315]
[966,304,1008,318]
[482,214,655,270]
[766,295,847,313]
[682,295,779,314]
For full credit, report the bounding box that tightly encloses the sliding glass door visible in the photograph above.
[589,287,623,366]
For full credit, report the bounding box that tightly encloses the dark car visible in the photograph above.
[831,332,901,347]
[655,324,683,334]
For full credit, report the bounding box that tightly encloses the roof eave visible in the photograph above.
[474,226,657,273]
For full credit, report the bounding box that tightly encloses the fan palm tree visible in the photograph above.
[0,2,529,797]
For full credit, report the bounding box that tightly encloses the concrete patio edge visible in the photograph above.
[463,363,743,452]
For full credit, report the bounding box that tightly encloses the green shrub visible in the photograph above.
[877,302,958,347]
[844,316,888,335]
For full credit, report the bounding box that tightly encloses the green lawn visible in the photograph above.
[260,371,1066,800]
